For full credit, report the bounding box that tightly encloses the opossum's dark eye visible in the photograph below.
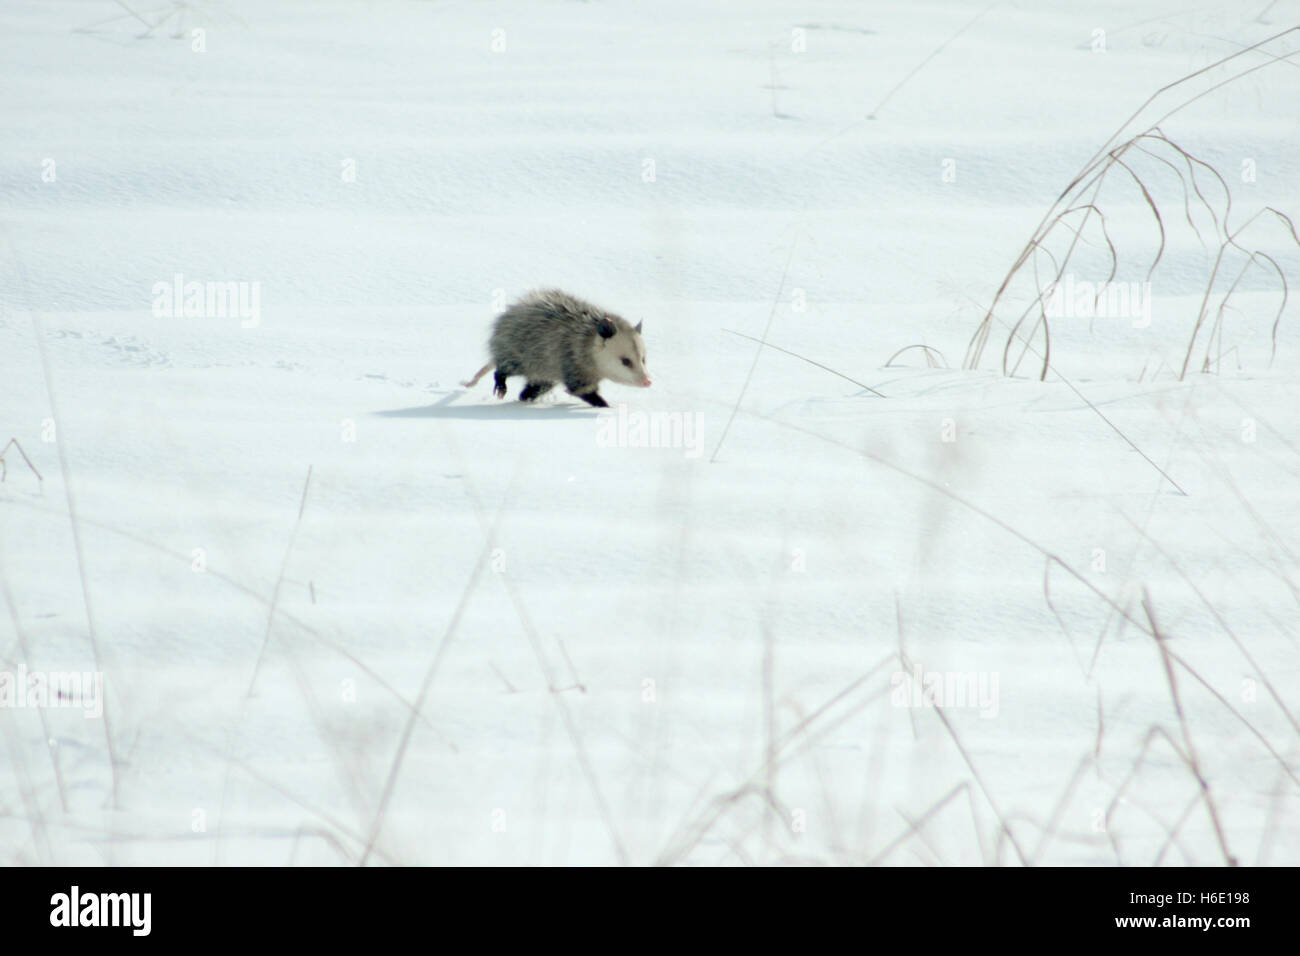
[621,358,633,368]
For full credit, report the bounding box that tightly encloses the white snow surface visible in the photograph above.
[2,0,1299,865]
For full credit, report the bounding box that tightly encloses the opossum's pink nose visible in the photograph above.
[641,377,652,387]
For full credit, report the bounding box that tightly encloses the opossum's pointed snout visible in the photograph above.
[641,377,652,387]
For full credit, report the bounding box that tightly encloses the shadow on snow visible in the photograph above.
[374,390,599,421]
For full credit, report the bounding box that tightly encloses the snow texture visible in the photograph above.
[1,0,1298,865]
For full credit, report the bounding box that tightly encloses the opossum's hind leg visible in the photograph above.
[519,380,555,402]
[493,362,520,399]
[461,363,493,388]
[576,391,608,408]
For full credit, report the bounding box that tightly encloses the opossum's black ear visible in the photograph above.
[634,320,643,334]
[596,318,616,339]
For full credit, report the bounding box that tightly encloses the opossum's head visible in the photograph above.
[593,317,652,388]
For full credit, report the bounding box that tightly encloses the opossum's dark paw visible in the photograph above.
[578,392,609,408]
[519,381,554,402]
[493,384,507,398]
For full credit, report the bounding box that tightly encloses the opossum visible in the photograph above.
[462,289,652,408]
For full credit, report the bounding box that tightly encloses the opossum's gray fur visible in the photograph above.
[462,289,651,407]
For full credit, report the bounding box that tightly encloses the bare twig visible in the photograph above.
[722,328,886,396]
[246,466,315,696]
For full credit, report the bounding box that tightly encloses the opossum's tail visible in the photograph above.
[461,363,493,388]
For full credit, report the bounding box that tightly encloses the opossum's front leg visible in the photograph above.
[563,369,607,408]
[561,359,606,407]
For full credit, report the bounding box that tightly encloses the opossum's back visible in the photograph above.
[489,292,595,368]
